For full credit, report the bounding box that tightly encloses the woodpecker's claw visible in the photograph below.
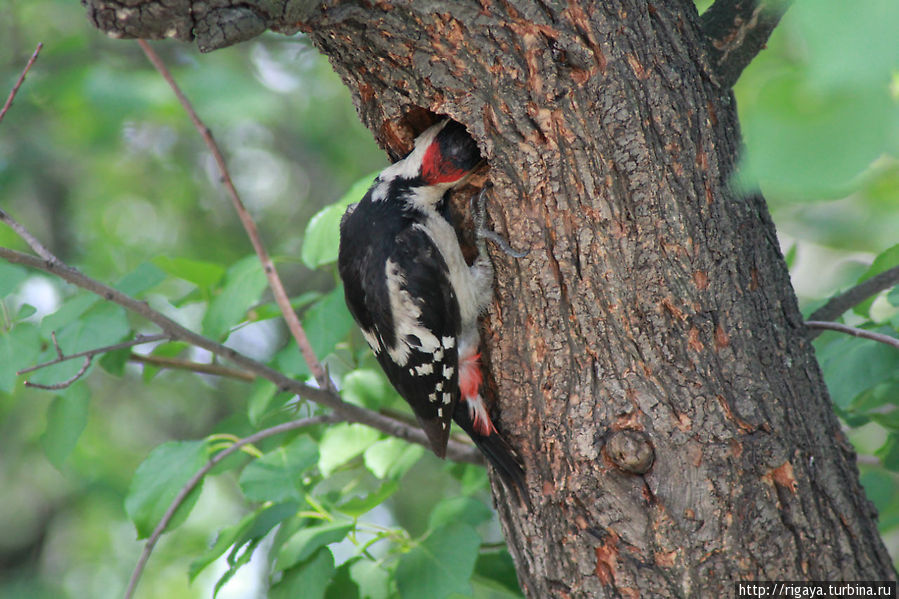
[472,187,529,258]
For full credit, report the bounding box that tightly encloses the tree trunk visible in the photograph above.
[83,0,897,596]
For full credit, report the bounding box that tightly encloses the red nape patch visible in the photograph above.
[459,352,483,399]
[422,141,467,184]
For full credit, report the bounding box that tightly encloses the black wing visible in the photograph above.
[339,199,461,456]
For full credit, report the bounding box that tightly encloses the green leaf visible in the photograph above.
[40,383,90,469]
[0,322,41,393]
[473,551,523,597]
[350,559,392,599]
[301,172,377,269]
[270,548,335,599]
[783,244,797,271]
[203,255,268,340]
[16,303,37,320]
[31,302,130,387]
[303,285,355,358]
[337,481,399,518]
[364,438,424,480]
[396,524,481,599]
[247,378,279,426]
[152,256,225,290]
[816,332,899,409]
[343,369,391,409]
[887,285,899,307]
[326,562,361,599]
[276,521,354,570]
[318,423,381,475]
[853,244,899,317]
[0,262,28,296]
[40,294,98,336]
[239,435,319,502]
[877,433,899,472]
[428,496,493,531]
[125,440,208,539]
[114,262,167,297]
[190,501,299,581]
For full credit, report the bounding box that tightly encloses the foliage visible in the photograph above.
[0,0,897,597]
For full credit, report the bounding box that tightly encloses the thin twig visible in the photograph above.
[136,39,330,391]
[129,353,255,382]
[805,321,899,351]
[0,208,59,263]
[807,265,899,337]
[18,333,169,375]
[0,42,43,125]
[26,357,92,390]
[124,414,335,599]
[0,246,482,465]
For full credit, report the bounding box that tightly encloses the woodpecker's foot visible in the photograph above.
[472,187,529,259]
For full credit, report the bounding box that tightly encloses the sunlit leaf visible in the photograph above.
[276,521,354,570]
[318,423,381,475]
[364,438,424,480]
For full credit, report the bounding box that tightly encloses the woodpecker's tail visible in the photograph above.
[453,399,527,502]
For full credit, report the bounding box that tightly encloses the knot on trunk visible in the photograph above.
[604,429,654,474]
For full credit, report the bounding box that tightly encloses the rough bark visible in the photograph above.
[82,1,897,597]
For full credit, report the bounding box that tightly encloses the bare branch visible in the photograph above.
[124,414,336,599]
[0,42,43,125]
[129,353,256,382]
[26,357,92,390]
[18,333,169,375]
[0,246,482,465]
[136,39,331,391]
[805,321,899,351]
[0,207,59,263]
[807,266,899,337]
[700,0,791,88]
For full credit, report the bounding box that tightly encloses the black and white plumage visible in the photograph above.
[337,120,524,491]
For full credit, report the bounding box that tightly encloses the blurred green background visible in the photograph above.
[1,0,898,597]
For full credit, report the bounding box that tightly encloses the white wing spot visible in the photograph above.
[415,363,434,376]
[438,407,443,418]
[443,365,454,378]
[442,336,455,349]
[435,381,443,391]
[443,392,452,404]
[433,348,444,361]
[429,392,438,403]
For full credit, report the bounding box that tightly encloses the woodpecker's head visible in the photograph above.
[417,120,481,186]
[376,120,482,204]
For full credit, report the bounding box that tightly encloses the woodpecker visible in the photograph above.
[337,120,525,492]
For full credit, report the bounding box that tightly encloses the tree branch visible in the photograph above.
[805,321,899,351]
[806,265,899,337]
[136,39,332,392]
[0,208,59,263]
[18,333,169,375]
[0,42,43,125]
[700,0,791,88]
[129,353,256,382]
[0,247,481,465]
[124,414,336,599]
